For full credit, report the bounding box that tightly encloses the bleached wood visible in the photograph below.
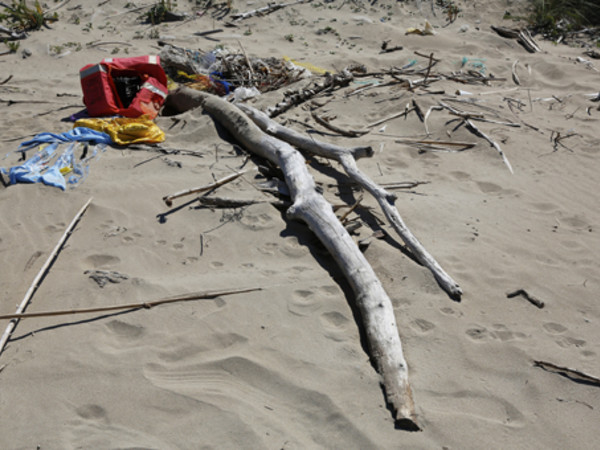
[239,104,462,299]
[166,88,420,429]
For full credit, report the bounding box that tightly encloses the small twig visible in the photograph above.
[506,288,544,308]
[534,360,600,387]
[0,287,262,320]
[163,169,252,207]
[511,59,520,85]
[338,195,363,223]
[366,107,415,128]
[311,111,369,137]
[464,119,514,173]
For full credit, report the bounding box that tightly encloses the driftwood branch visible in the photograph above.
[239,104,462,299]
[166,87,420,429]
[0,198,93,356]
[0,287,261,320]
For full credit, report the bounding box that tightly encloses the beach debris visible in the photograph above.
[0,198,93,356]
[159,44,310,97]
[85,270,129,288]
[267,67,355,117]
[506,288,545,309]
[511,59,520,85]
[0,287,262,321]
[163,169,251,207]
[380,41,403,54]
[584,49,600,59]
[80,55,168,119]
[491,25,541,53]
[1,129,111,190]
[534,360,600,387]
[75,117,165,146]
[239,104,462,300]
[464,118,514,173]
[144,0,187,24]
[230,0,312,22]
[167,87,422,429]
[406,20,437,36]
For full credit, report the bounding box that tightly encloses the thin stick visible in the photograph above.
[511,59,520,85]
[506,288,544,308]
[534,360,600,387]
[0,287,261,320]
[464,119,514,174]
[163,169,251,207]
[0,198,93,355]
[366,107,415,128]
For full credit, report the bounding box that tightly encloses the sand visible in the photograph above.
[1,0,599,448]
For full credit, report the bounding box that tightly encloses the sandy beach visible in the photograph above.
[1,0,599,448]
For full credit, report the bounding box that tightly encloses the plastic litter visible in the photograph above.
[74,117,165,146]
[406,20,437,36]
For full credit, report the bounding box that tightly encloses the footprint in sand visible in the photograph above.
[427,389,525,428]
[465,324,526,342]
[320,311,351,342]
[83,254,121,268]
[75,404,108,422]
[239,211,276,230]
[105,320,145,340]
[554,336,586,349]
[143,356,376,447]
[410,318,436,334]
[288,289,321,316]
[543,322,567,334]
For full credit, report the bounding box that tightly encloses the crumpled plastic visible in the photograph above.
[1,128,111,190]
[1,141,106,190]
[74,117,165,146]
[18,127,113,152]
[406,20,437,36]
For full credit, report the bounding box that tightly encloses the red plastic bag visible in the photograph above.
[80,55,168,119]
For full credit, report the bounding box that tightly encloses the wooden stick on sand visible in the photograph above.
[0,197,93,356]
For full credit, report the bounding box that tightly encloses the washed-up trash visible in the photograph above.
[17,128,113,152]
[80,55,168,119]
[74,117,165,146]
[231,86,261,103]
[160,44,310,95]
[461,57,486,74]
[406,20,437,36]
[1,128,111,190]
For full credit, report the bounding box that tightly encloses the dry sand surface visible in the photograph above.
[1,0,599,448]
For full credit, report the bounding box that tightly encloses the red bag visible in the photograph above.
[80,55,168,119]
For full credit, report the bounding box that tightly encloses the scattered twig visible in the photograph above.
[163,169,252,207]
[464,119,514,173]
[231,0,311,21]
[0,198,93,356]
[197,196,288,208]
[0,287,262,320]
[534,360,600,387]
[506,288,545,308]
[366,107,415,128]
[511,59,520,85]
[311,111,369,137]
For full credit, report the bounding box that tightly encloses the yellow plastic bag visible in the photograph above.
[74,117,165,146]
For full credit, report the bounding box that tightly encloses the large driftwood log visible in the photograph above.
[238,104,462,299]
[166,87,420,429]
